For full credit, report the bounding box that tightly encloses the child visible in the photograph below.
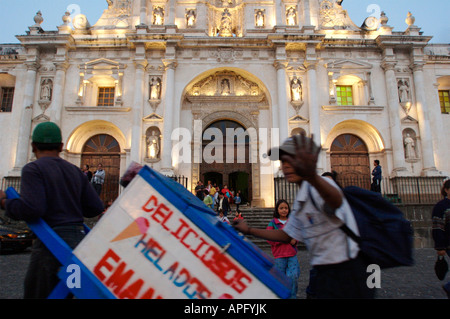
[203,189,213,209]
[233,210,243,222]
[218,209,230,224]
[266,199,300,299]
[234,191,241,211]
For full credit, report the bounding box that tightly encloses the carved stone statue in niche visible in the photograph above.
[149,77,161,100]
[186,9,196,27]
[221,78,231,95]
[290,76,302,101]
[153,6,164,25]
[40,78,53,101]
[286,7,296,26]
[404,133,416,160]
[146,129,160,160]
[219,8,233,37]
[255,9,264,27]
[398,79,410,103]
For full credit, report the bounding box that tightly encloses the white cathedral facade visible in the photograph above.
[0,0,449,206]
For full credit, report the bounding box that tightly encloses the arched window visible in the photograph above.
[82,134,120,153]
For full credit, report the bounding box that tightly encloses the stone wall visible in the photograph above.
[398,204,434,249]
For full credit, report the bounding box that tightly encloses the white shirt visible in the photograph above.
[283,176,360,266]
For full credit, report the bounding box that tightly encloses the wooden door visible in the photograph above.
[81,134,121,203]
[330,134,371,189]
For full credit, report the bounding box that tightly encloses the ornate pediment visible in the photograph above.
[143,112,163,122]
[289,115,309,123]
[401,115,418,123]
[84,58,122,69]
[326,59,373,71]
[186,71,263,99]
[32,113,50,123]
[79,58,126,81]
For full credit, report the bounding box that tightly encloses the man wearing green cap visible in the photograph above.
[0,121,104,298]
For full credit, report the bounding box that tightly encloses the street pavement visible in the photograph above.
[291,247,448,299]
[0,247,448,299]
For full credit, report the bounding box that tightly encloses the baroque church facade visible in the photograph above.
[0,0,449,207]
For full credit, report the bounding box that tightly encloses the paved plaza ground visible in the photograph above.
[1,247,448,300]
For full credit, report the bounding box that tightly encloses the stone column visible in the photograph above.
[367,71,375,105]
[274,60,289,143]
[130,60,147,163]
[303,0,312,26]
[161,60,177,175]
[304,59,323,172]
[275,0,283,26]
[411,62,438,174]
[140,0,147,25]
[305,61,321,146]
[381,61,407,174]
[51,62,69,126]
[13,61,39,170]
[431,82,445,171]
[167,0,176,25]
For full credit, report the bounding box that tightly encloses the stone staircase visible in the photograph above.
[232,206,306,251]
[233,207,274,250]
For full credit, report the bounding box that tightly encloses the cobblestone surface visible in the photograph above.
[0,247,448,299]
[288,247,449,299]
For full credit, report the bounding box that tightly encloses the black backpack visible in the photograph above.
[309,185,414,269]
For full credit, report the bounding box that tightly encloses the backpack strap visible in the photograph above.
[307,184,361,245]
[339,223,361,244]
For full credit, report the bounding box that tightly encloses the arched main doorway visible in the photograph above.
[81,134,121,203]
[200,120,251,204]
[330,134,371,189]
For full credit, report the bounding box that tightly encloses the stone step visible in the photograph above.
[230,207,307,251]
[230,207,274,250]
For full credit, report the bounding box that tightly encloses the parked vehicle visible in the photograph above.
[0,217,34,254]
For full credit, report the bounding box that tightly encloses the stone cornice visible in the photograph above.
[322,105,385,113]
[375,34,432,49]
[16,33,75,49]
[65,106,131,113]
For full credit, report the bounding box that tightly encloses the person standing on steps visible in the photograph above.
[92,163,106,196]
[371,160,382,193]
[267,199,300,299]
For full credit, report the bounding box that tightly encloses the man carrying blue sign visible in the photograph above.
[0,122,104,298]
